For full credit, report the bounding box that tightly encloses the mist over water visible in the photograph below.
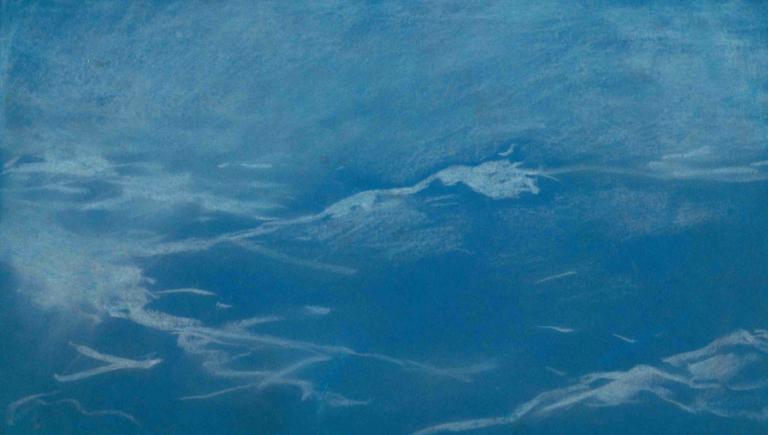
[2,1,767,434]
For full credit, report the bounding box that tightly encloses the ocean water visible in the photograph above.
[1,1,768,434]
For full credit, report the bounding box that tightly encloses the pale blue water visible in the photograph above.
[2,1,768,434]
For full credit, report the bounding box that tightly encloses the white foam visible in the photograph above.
[0,153,527,420]
[5,391,59,426]
[218,162,273,170]
[180,356,330,401]
[686,353,755,383]
[544,162,768,183]
[153,288,217,297]
[2,155,21,171]
[545,366,567,377]
[226,315,284,329]
[37,398,140,427]
[611,333,637,344]
[413,330,768,434]
[663,329,768,366]
[535,325,576,334]
[497,144,516,157]
[3,154,114,177]
[233,240,358,275]
[145,160,543,258]
[424,194,457,204]
[661,146,712,161]
[304,305,332,316]
[535,271,577,284]
[312,392,370,407]
[431,160,540,199]
[414,416,518,435]
[109,294,494,409]
[54,343,162,383]
[653,163,764,182]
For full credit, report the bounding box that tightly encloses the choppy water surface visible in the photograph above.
[1,1,767,434]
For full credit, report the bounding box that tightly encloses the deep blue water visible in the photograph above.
[2,1,768,434]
